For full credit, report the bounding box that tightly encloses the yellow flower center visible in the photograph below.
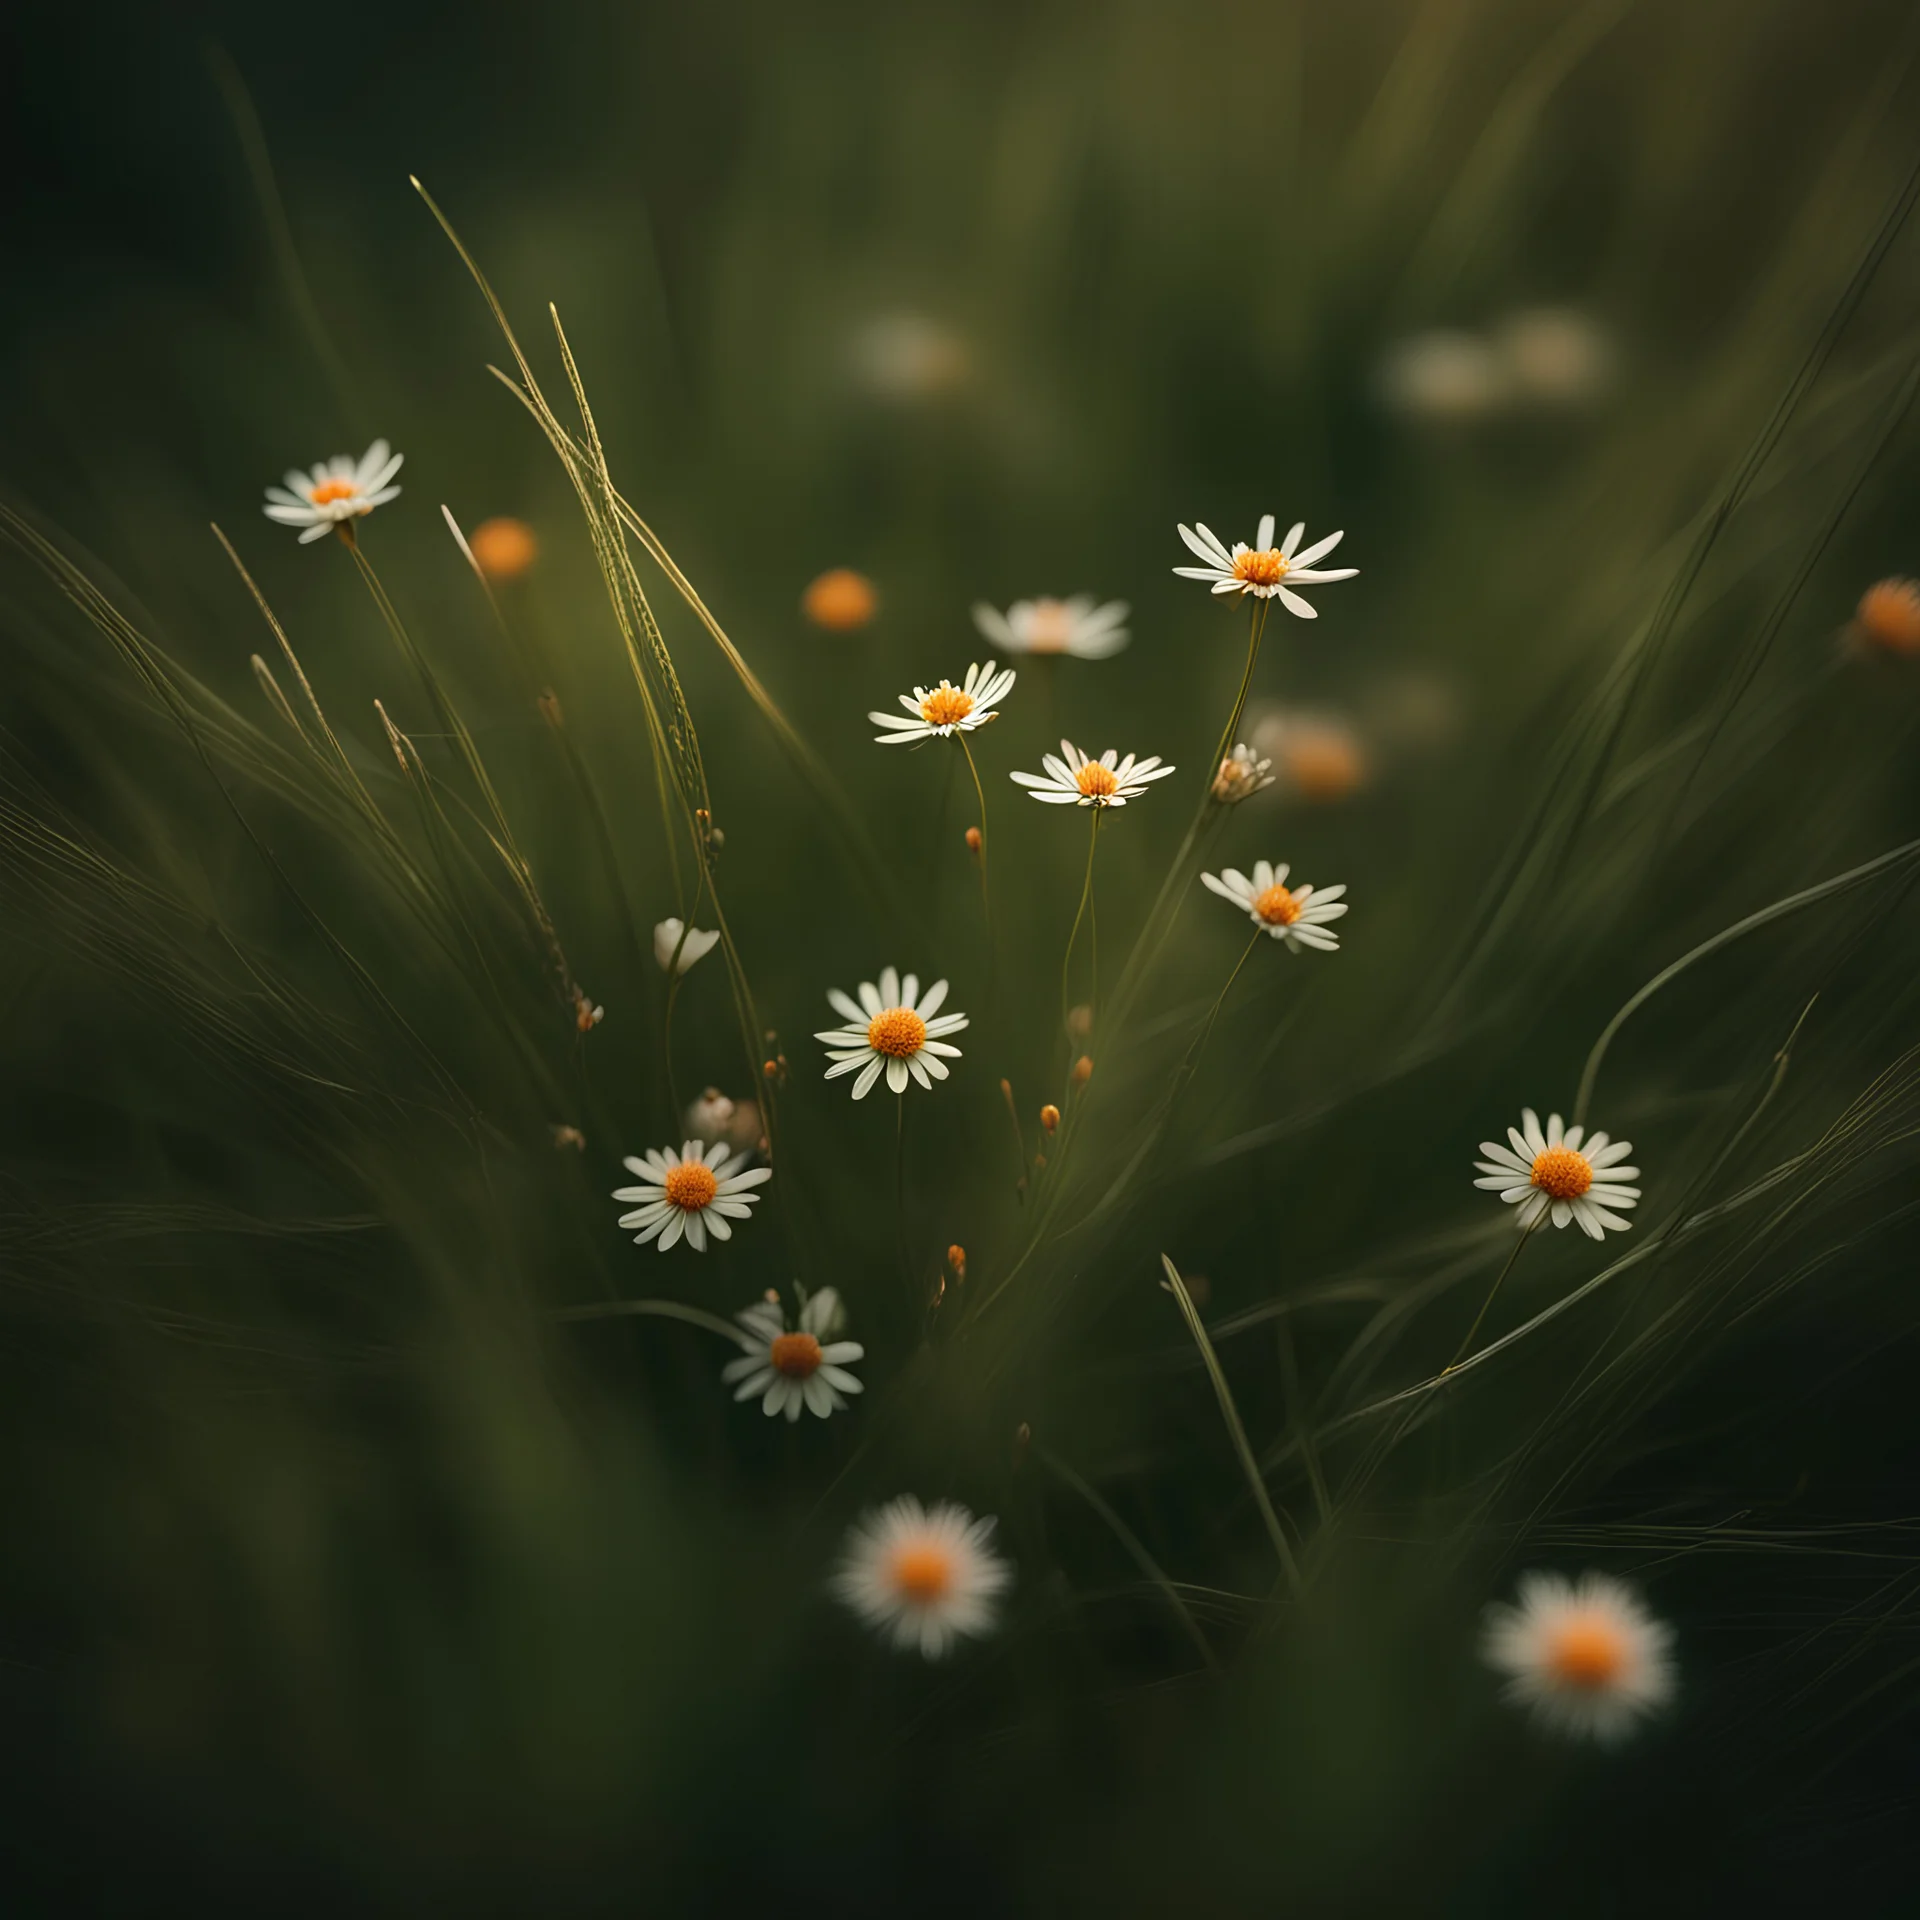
[769,1332,823,1378]
[1253,883,1301,925]
[1529,1145,1593,1200]
[1234,548,1289,587]
[891,1544,954,1604]
[663,1161,719,1210]
[919,683,976,728]
[309,478,359,506]
[1545,1618,1627,1690]
[866,1007,927,1058]
[1074,761,1120,799]
[1025,599,1074,651]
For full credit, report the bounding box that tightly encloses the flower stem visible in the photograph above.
[1203,597,1272,806]
[958,730,996,999]
[894,1091,910,1302]
[1060,807,1102,1047]
[1446,1214,1541,1371]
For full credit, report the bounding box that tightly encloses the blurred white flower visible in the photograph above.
[1210,743,1274,806]
[1251,708,1371,802]
[1376,330,1511,421]
[262,440,404,543]
[1482,1570,1675,1744]
[1173,515,1357,618]
[721,1287,864,1421]
[611,1140,771,1253]
[848,313,970,401]
[1474,1109,1640,1239]
[682,1088,765,1160]
[654,918,720,974]
[1200,861,1348,952]
[816,968,967,1099]
[1495,307,1615,408]
[971,596,1129,660]
[1009,739,1176,808]
[869,660,1016,746]
[832,1495,1012,1658]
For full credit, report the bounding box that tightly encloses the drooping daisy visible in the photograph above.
[816,968,967,1099]
[654,917,720,974]
[1200,860,1348,951]
[832,1495,1013,1658]
[1173,513,1357,618]
[1481,1570,1676,1745]
[611,1139,772,1252]
[1474,1110,1640,1239]
[869,660,1016,745]
[1009,738,1176,808]
[721,1287,864,1421]
[262,440,405,544]
[1210,743,1275,805]
[970,596,1130,660]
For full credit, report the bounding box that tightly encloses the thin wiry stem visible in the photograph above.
[957,731,996,998]
[1061,808,1102,1048]
[1445,1211,1541,1372]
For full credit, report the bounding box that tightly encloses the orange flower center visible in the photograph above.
[890,1544,954,1604]
[919,684,976,728]
[802,568,877,631]
[308,478,359,506]
[1545,1618,1627,1690]
[1074,761,1120,799]
[1234,548,1289,587]
[1856,578,1920,655]
[1253,883,1301,925]
[663,1161,720,1210]
[1286,735,1366,800]
[1530,1146,1593,1200]
[1025,599,1074,651]
[769,1331,823,1378]
[866,1007,927,1058]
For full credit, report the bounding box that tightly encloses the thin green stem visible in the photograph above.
[894,1092,910,1304]
[957,730,997,1001]
[1202,598,1271,810]
[1445,1213,1541,1371]
[1061,808,1102,1047]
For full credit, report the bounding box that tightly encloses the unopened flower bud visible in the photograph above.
[965,825,982,853]
[1071,1055,1093,1087]
[1067,1003,1093,1039]
[1212,742,1275,805]
[947,1243,967,1282]
[1039,1103,1060,1134]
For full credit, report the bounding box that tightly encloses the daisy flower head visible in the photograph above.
[262,440,404,544]
[1200,860,1348,951]
[722,1287,864,1421]
[653,917,721,975]
[611,1139,772,1252]
[832,1495,1013,1659]
[1474,1110,1640,1239]
[1482,1570,1676,1745]
[870,660,1016,745]
[1173,513,1357,618]
[1009,739,1176,809]
[817,967,967,1099]
[1211,743,1275,806]
[971,595,1130,660]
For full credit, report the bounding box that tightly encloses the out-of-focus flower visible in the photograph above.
[1494,307,1615,409]
[571,987,605,1032]
[832,1495,1013,1658]
[681,1088,766,1160]
[1850,578,1920,657]
[468,516,538,580]
[870,661,1016,745]
[1252,710,1370,802]
[611,1140,772,1253]
[722,1287,864,1422]
[946,1244,967,1283]
[1039,1103,1060,1134]
[1010,739,1176,808]
[1174,515,1357,617]
[803,568,878,631]
[263,440,404,544]
[971,596,1130,660]
[1066,1003,1093,1039]
[1070,1056,1092,1087]
[816,968,967,1100]
[848,313,971,401]
[1211,743,1275,805]
[1473,1109,1640,1239]
[550,1124,586,1152]
[1375,330,1511,422]
[654,918,721,974]
[964,826,983,854]
[1482,1571,1676,1744]
[1200,862,1348,953]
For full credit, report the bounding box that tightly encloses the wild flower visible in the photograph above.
[654,918,720,974]
[721,1288,863,1421]
[1481,1571,1676,1744]
[571,987,605,1031]
[612,1141,772,1252]
[802,568,878,631]
[1851,577,1920,657]
[869,660,1016,745]
[1211,743,1275,805]
[682,1089,765,1160]
[970,596,1130,659]
[467,516,538,580]
[262,440,404,543]
[1173,514,1356,617]
[1009,739,1175,808]
[1474,1110,1640,1238]
[816,968,967,1098]
[1200,862,1348,952]
[832,1495,1012,1658]
[1253,709,1370,802]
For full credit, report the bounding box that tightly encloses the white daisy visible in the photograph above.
[869,659,1016,745]
[1173,513,1357,618]
[1474,1109,1641,1239]
[816,968,967,1099]
[1009,738,1176,808]
[653,917,721,974]
[1211,743,1275,805]
[721,1287,864,1421]
[261,439,405,544]
[1199,860,1348,951]
[970,596,1129,660]
[832,1495,1013,1658]
[611,1139,772,1252]
[1481,1570,1676,1745]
